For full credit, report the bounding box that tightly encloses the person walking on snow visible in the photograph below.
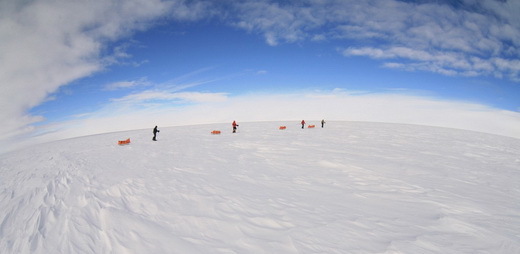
[321,119,326,128]
[153,126,159,141]
[232,120,239,133]
[301,120,306,129]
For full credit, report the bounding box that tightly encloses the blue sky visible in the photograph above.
[1,0,520,153]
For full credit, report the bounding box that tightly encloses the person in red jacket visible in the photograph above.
[301,120,306,129]
[232,120,239,133]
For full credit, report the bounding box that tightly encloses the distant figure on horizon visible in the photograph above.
[232,120,239,133]
[301,120,306,129]
[321,119,326,128]
[153,126,159,141]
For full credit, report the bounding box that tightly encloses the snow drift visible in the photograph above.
[1,121,519,253]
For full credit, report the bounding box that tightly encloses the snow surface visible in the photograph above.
[1,121,519,254]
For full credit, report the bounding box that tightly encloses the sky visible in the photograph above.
[1,0,520,153]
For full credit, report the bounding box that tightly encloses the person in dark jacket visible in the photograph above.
[153,126,159,141]
[321,119,326,128]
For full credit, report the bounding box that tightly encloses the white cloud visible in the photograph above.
[230,1,322,46]
[0,0,212,151]
[226,0,520,80]
[343,45,520,78]
[104,77,151,90]
[113,90,228,104]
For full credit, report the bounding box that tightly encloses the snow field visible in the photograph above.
[1,121,519,253]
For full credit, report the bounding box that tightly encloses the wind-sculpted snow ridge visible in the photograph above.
[1,121,519,253]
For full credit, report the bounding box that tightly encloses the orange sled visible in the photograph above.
[118,138,131,145]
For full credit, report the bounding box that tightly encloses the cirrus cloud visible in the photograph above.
[226,0,520,80]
